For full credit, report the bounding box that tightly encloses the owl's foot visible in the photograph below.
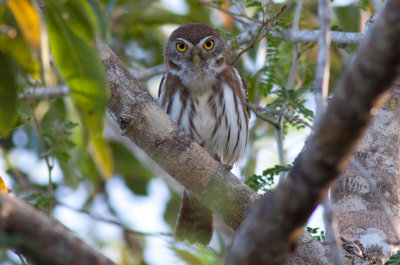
[214,153,221,162]
[199,140,206,147]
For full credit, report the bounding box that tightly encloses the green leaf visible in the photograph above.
[0,33,39,77]
[246,164,291,192]
[91,133,113,179]
[62,0,108,42]
[10,113,30,129]
[0,52,18,137]
[245,0,261,8]
[171,247,204,265]
[306,227,325,242]
[23,192,52,211]
[385,250,400,265]
[46,0,107,133]
[170,244,218,265]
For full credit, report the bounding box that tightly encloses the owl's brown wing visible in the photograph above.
[158,74,166,98]
[233,66,251,117]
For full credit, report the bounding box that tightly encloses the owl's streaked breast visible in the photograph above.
[159,66,249,166]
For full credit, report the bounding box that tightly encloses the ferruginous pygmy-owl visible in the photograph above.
[158,23,250,245]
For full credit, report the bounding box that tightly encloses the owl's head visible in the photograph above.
[164,23,227,72]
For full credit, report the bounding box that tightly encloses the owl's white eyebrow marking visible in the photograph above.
[175,38,192,47]
[197,36,213,46]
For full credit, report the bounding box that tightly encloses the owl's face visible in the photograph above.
[163,24,227,73]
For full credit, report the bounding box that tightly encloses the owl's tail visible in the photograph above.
[175,189,213,245]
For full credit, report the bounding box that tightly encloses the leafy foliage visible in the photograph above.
[46,0,107,133]
[0,52,18,137]
[42,121,77,162]
[170,244,219,265]
[357,0,369,11]
[23,193,52,211]
[306,227,325,242]
[385,251,400,265]
[246,164,291,192]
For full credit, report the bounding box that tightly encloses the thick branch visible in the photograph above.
[0,193,115,265]
[100,45,260,230]
[226,1,400,264]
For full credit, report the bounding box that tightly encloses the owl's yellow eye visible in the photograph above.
[176,42,187,52]
[203,39,214,50]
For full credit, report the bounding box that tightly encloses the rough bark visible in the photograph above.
[332,82,400,264]
[225,1,400,264]
[287,232,330,265]
[0,193,115,265]
[100,44,260,230]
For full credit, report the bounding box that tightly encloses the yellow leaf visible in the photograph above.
[91,133,113,180]
[0,176,9,194]
[390,102,397,109]
[7,0,40,52]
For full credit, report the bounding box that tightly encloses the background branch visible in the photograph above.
[278,29,363,44]
[0,193,116,265]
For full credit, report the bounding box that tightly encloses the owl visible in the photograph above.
[158,23,250,245]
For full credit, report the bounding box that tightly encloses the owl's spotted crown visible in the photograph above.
[168,23,220,44]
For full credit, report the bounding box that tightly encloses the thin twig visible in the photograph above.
[314,1,343,264]
[276,0,304,182]
[231,4,287,65]
[277,29,363,44]
[199,0,257,25]
[135,64,166,80]
[314,0,331,121]
[249,103,312,128]
[57,202,173,238]
[19,85,70,101]
[322,199,344,265]
[248,104,279,128]
[12,250,28,265]
[200,0,364,44]
[274,122,285,180]
[28,81,54,214]
[286,0,302,91]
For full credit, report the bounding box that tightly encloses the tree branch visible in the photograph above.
[100,44,260,230]
[314,0,331,119]
[225,0,400,264]
[18,86,70,101]
[278,29,364,44]
[0,193,115,265]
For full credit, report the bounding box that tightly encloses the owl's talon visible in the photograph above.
[225,165,233,171]
[214,153,221,162]
[190,133,195,140]
[200,140,206,147]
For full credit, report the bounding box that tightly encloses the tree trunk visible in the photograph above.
[332,81,400,264]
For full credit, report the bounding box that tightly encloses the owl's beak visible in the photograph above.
[193,55,200,67]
